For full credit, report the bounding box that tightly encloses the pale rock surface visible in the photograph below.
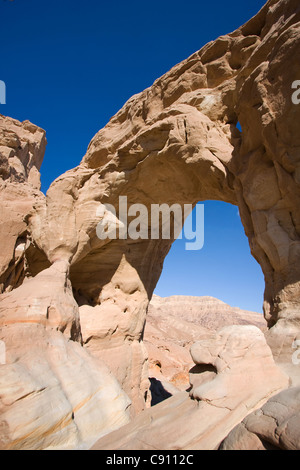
[0,115,48,294]
[0,0,299,447]
[25,0,300,409]
[91,325,289,450]
[220,387,300,450]
[0,114,46,188]
[78,254,151,412]
[0,261,130,450]
[145,295,266,396]
[149,295,266,331]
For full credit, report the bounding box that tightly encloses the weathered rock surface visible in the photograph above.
[91,325,289,450]
[220,387,300,450]
[0,115,48,295]
[145,295,266,395]
[0,0,299,449]
[23,0,300,409]
[149,295,266,331]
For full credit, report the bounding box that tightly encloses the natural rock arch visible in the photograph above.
[25,0,300,410]
[1,0,300,421]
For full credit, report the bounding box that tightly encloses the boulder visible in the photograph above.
[220,387,300,450]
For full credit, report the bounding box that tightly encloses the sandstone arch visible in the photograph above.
[26,0,300,410]
[0,0,300,441]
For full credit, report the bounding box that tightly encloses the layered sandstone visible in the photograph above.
[0,115,48,295]
[22,0,300,411]
[0,0,299,450]
[145,295,266,395]
[220,387,300,450]
[92,325,289,450]
[0,118,131,450]
[0,261,130,450]
[148,295,266,331]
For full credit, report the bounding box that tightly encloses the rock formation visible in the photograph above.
[91,325,289,450]
[0,0,300,450]
[23,0,300,411]
[145,295,266,396]
[149,295,267,331]
[220,386,300,450]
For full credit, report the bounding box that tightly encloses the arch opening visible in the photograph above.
[144,200,267,404]
[154,200,265,314]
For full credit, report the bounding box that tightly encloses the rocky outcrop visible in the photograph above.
[0,261,130,450]
[220,387,300,450]
[149,295,267,331]
[0,114,46,188]
[0,118,132,450]
[145,295,266,395]
[0,0,299,449]
[189,326,288,407]
[91,325,289,450]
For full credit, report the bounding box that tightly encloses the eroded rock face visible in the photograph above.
[189,326,288,408]
[0,261,130,450]
[145,295,266,395]
[0,115,48,294]
[91,325,289,450]
[0,0,299,444]
[22,0,300,410]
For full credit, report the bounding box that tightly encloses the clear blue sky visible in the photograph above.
[1,0,266,312]
[155,201,265,313]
